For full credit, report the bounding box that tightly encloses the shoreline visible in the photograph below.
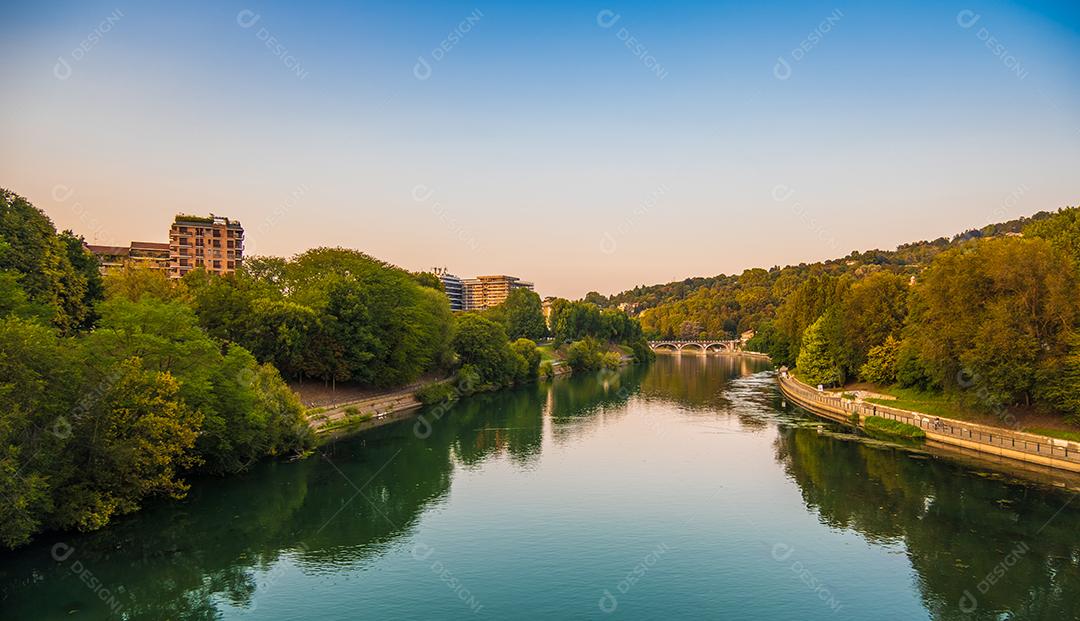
[778,372,1080,474]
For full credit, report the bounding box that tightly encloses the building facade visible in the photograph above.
[462,275,534,311]
[169,214,244,279]
[432,267,464,311]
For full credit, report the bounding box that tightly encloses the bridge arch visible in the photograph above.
[679,342,706,353]
[652,342,679,352]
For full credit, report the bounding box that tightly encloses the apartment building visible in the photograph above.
[169,214,244,279]
[432,267,465,311]
[462,275,534,311]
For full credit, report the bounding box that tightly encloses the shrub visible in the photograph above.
[539,361,554,380]
[566,337,605,373]
[602,351,622,370]
[416,382,458,405]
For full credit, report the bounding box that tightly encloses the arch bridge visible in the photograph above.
[648,340,742,354]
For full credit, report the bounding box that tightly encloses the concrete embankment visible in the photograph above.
[777,373,1080,474]
[307,388,425,438]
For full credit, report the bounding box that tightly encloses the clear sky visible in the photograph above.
[2,1,1079,298]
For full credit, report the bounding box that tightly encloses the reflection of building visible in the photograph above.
[86,241,170,273]
[432,267,464,311]
[542,296,557,328]
[169,214,244,279]
[462,275,534,311]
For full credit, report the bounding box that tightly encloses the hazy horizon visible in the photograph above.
[3,0,1078,298]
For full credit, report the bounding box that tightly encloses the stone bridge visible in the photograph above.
[648,340,742,354]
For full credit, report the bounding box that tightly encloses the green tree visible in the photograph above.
[54,357,202,532]
[451,314,517,387]
[860,335,902,385]
[0,317,73,547]
[566,337,605,373]
[496,288,547,340]
[906,237,1077,406]
[796,316,842,387]
[0,189,94,333]
[510,338,541,381]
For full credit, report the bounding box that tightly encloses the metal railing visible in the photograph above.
[778,374,1080,465]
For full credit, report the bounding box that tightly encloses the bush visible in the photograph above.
[539,361,554,380]
[416,382,458,405]
[566,337,605,373]
[602,351,623,370]
[510,338,541,381]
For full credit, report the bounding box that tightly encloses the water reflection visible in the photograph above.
[1,356,1079,620]
[775,425,1080,620]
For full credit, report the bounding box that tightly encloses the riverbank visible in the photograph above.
[303,349,639,437]
[778,372,1080,473]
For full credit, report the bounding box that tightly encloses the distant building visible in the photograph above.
[432,267,465,311]
[462,275,534,311]
[86,241,170,273]
[169,214,244,279]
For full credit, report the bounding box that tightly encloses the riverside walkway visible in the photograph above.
[777,373,1080,473]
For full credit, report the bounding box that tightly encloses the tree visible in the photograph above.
[0,189,95,333]
[510,338,541,381]
[451,314,517,387]
[54,357,202,532]
[906,237,1078,405]
[0,317,74,547]
[834,271,909,375]
[860,335,902,385]
[414,271,443,291]
[496,288,547,340]
[796,316,842,387]
[1026,207,1080,270]
[566,337,606,373]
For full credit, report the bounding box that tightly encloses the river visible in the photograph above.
[2,355,1079,620]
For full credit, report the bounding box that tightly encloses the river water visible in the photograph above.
[2,356,1079,620]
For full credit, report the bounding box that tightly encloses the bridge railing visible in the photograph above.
[778,374,1080,466]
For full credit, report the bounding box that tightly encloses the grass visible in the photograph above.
[536,344,559,362]
[863,416,926,441]
[1027,428,1080,443]
[864,386,972,420]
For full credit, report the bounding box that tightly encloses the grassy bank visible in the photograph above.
[863,415,926,441]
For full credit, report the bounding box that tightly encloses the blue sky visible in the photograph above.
[2,0,1079,297]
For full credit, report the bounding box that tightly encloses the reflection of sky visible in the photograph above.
[3,1,1080,297]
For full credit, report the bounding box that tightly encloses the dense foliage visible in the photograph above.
[607,206,1080,421]
[183,248,454,387]
[0,191,311,548]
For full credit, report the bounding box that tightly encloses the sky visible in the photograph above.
[2,1,1079,298]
